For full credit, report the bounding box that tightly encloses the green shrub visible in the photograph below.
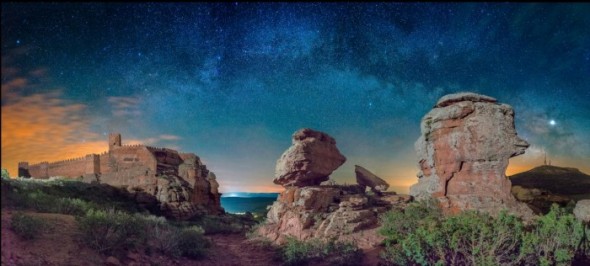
[76,209,146,255]
[1,177,148,215]
[177,226,209,258]
[521,204,585,266]
[379,198,441,246]
[145,216,208,258]
[282,237,361,266]
[379,201,586,266]
[1,168,9,179]
[11,212,45,240]
[190,215,245,234]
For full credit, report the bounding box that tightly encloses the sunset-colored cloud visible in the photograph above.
[1,90,106,176]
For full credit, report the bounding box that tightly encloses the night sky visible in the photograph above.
[2,3,589,193]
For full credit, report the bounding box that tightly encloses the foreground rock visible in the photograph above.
[274,128,346,187]
[574,200,590,223]
[258,185,412,249]
[409,92,534,219]
[355,165,390,194]
[260,128,410,249]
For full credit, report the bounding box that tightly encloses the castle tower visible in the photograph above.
[109,133,122,151]
[18,162,30,178]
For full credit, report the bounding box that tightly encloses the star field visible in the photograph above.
[2,3,589,192]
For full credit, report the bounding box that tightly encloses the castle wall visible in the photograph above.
[28,162,49,179]
[99,152,111,174]
[47,157,87,178]
[109,145,157,173]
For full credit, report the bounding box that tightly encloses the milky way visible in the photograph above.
[2,3,589,192]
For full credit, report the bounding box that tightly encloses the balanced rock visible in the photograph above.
[574,200,590,223]
[274,128,346,187]
[410,92,533,218]
[355,165,390,194]
[259,129,409,249]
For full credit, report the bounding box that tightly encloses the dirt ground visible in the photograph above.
[1,210,384,266]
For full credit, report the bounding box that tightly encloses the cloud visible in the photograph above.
[108,96,142,118]
[123,134,183,147]
[159,134,181,141]
[1,83,105,176]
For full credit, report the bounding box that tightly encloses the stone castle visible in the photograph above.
[18,133,223,219]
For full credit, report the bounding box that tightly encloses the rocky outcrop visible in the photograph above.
[355,165,390,194]
[102,152,223,219]
[259,128,411,249]
[511,185,571,214]
[409,92,534,219]
[574,200,590,223]
[258,185,411,248]
[274,128,346,187]
[177,155,223,215]
[510,165,590,214]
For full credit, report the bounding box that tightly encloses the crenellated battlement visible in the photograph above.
[46,155,87,166]
[21,133,180,180]
[17,132,225,218]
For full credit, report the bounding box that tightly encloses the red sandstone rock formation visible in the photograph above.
[274,128,346,187]
[258,185,411,248]
[258,128,411,248]
[354,165,390,194]
[19,133,223,219]
[410,92,534,219]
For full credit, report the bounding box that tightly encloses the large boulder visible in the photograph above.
[274,128,346,187]
[355,165,390,194]
[409,92,534,219]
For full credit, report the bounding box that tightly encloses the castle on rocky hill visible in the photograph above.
[18,133,223,219]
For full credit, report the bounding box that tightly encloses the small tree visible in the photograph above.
[1,168,10,179]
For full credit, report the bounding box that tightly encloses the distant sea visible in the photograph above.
[221,192,279,214]
[219,187,411,214]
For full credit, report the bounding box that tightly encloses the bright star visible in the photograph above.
[549,120,556,126]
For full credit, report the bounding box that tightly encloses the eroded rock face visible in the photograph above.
[177,156,223,215]
[102,153,224,219]
[410,92,534,219]
[257,186,411,249]
[260,129,410,249]
[274,128,346,187]
[355,165,390,194]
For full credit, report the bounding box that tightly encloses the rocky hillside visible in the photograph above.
[509,165,590,213]
[510,165,590,195]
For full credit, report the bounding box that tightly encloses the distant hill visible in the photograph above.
[509,165,590,195]
[509,165,590,213]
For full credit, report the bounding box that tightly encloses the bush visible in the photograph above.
[1,178,148,215]
[5,188,96,216]
[282,237,362,266]
[1,168,9,179]
[521,204,585,265]
[177,226,209,258]
[76,209,145,255]
[190,215,246,234]
[11,212,45,240]
[379,201,586,266]
[146,218,209,258]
